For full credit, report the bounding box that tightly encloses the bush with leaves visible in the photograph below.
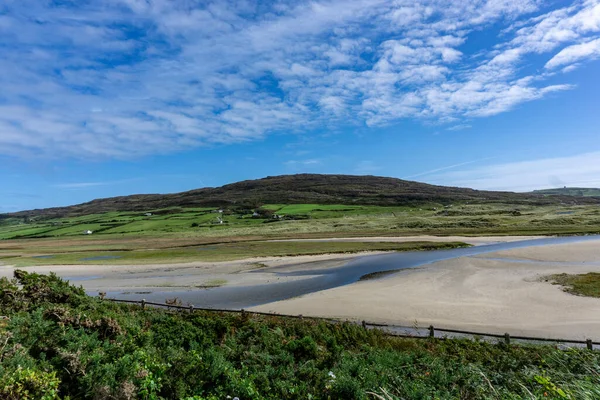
[0,270,599,399]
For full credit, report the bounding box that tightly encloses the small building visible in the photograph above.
[83,230,93,235]
[145,212,153,217]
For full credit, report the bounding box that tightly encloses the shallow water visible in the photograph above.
[106,235,600,309]
[65,275,103,282]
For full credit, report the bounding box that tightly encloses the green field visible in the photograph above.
[1,202,599,266]
[1,271,599,400]
[2,203,600,241]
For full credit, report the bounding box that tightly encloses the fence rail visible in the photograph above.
[104,297,598,350]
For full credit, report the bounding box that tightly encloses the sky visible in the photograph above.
[1,0,600,212]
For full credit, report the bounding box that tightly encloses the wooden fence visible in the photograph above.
[104,298,598,350]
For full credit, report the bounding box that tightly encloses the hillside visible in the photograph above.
[533,187,600,197]
[4,174,599,219]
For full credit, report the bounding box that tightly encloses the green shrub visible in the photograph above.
[1,272,599,399]
[0,367,61,400]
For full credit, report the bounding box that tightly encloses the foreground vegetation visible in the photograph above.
[1,271,599,399]
[549,273,600,298]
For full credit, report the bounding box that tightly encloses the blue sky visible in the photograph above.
[1,0,600,212]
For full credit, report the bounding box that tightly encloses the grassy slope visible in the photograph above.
[549,273,600,298]
[5,174,599,221]
[534,188,600,197]
[2,202,599,266]
[1,271,599,400]
[2,203,600,241]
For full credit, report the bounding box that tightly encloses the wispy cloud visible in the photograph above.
[447,124,472,131]
[284,159,322,167]
[545,37,600,69]
[424,152,600,191]
[3,192,41,199]
[1,1,599,159]
[403,158,496,180]
[53,178,142,189]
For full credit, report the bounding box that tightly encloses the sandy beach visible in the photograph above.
[252,239,600,340]
[0,235,538,293]
[0,252,369,293]
[3,234,598,339]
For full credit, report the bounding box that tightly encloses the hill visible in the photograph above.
[533,187,600,197]
[4,174,599,219]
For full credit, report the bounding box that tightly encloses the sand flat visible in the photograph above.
[474,238,600,262]
[251,239,600,340]
[269,235,544,246]
[0,235,538,290]
[0,252,377,292]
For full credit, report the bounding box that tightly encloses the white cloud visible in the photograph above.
[284,159,322,167]
[447,124,472,131]
[404,157,495,180]
[545,37,600,68]
[425,152,600,191]
[0,0,599,159]
[53,178,142,189]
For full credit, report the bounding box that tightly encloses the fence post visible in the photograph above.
[504,333,511,345]
[141,299,146,310]
[189,305,194,314]
[429,325,435,338]
[362,320,367,329]
[587,339,593,350]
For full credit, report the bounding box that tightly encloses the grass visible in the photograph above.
[1,270,599,400]
[2,202,599,267]
[1,240,470,266]
[2,203,600,241]
[534,187,600,197]
[548,273,600,298]
[197,279,228,289]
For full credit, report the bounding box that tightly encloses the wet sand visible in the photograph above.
[0,236,537,293]
[252,240,600,340]
[0,252,369,293]
[4,235,599,338]
[270,235,543,245]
